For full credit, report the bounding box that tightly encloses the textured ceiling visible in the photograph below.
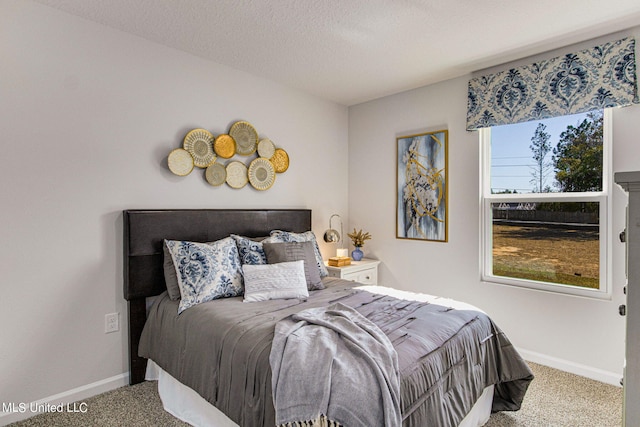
[32,0,640,105]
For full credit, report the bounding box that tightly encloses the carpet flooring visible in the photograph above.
[8,362,622,427]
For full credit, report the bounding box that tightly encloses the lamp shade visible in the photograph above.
[323,214,343,245]
[323,228,340,243]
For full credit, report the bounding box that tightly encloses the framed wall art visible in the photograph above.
[396,129,448,242]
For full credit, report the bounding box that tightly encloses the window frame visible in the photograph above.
[479,109,612,299]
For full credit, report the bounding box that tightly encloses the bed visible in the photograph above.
[123,209,533,427]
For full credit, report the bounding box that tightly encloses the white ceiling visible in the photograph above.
[33,0,640,106]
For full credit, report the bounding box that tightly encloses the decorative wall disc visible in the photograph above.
[270,148,290,173]
[167,120,288,190]
[214,134,236,159]
[183,129,216,168]
[225,161,248,189]
[248,158,276,191]
[205,162,226,186]
[257,138,276,159]
[229,121,258,156]
[167,148,194,176]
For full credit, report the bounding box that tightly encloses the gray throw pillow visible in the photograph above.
[163,241,182,300]
[263,241,324,290]
[268,230,329,277]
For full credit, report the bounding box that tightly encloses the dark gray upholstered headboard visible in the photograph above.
[123,209,312,384]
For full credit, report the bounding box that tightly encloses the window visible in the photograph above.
[480,109,611,297]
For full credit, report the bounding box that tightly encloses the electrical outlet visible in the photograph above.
[105,312,119,333]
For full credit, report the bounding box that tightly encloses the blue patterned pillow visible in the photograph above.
[231,234,268,265]
[165,237,244,314]
[269,230,328,277]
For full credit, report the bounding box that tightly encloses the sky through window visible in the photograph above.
[491,112,591,193]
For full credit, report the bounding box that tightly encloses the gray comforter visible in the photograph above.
[139,278,533,427]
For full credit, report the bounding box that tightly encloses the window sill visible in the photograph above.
[481,274,612,300]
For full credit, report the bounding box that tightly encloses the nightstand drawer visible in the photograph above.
[342,269,377,285]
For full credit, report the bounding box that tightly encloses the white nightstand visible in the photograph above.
[325,258,381,285]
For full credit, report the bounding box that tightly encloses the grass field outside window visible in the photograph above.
[492,223,599,289]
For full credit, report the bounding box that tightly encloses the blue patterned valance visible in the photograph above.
[466,37,638,130]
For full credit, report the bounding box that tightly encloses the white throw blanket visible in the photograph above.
[269,303,402,427]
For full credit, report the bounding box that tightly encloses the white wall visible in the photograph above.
[0,0,348,416]
[348,36,640,382]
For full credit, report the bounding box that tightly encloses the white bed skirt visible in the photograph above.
[145,360,493,427]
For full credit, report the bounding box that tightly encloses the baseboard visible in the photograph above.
[0,373,129,426]
[518,347,623,387]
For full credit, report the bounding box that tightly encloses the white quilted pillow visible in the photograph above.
[242,260,309,302]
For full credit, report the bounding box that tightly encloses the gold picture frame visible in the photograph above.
[396,129,448,242]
